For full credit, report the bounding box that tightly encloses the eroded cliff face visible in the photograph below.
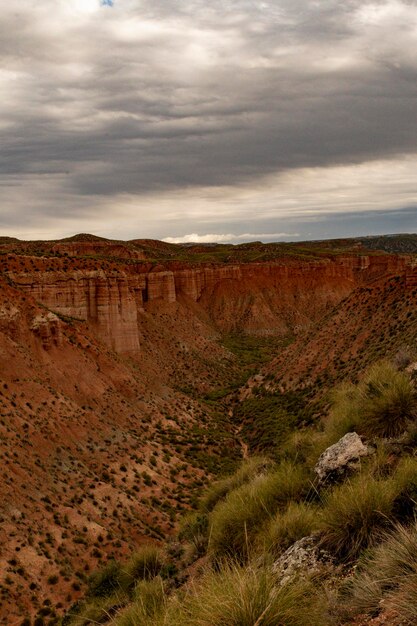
[5,254,411,353]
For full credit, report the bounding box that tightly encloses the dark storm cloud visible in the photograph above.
[0,0,416,236]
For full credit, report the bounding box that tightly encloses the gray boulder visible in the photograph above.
[272,536,333,585]
[314,432,373,484]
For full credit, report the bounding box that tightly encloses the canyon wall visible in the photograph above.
[6,254,411,353]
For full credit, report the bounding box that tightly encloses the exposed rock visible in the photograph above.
[5,253,411,355]
[147,270,176,303]
[272,535,334,585]
[11,242,399,349]
[30,311,63,350]
[314,432,373,484]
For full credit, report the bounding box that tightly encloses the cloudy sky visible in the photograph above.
[1,0,416,242]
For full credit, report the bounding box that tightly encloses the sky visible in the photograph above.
[0,0,416,243]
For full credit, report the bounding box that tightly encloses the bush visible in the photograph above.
[340,523,417,621]
[324,361,417,441]
[158,563,329,626]
[200,456,273,513]
[114,577,165,625]
[319,473,398,561]
[260,502,320,556]
[125,545,164,583]
[209,461,309,561]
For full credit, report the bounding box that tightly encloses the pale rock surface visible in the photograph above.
[272,536,334,585]
[314,432,372,483]
[30,311,63,350]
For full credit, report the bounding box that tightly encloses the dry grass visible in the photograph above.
[200,456,273,513]
[324,361,417,442]
[208,461,309,561]
[319,473,398,561]
[260,502,320,557]
[154,563,329,626]
[340,522,417,622]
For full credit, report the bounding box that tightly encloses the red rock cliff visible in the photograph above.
[6,254,411,353]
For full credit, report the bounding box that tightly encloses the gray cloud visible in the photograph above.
[0,0,416,237]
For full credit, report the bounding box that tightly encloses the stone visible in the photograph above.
[6,253,410,355]
[30,311,63,350]
[272,535,334,585]
[314,432,372,484]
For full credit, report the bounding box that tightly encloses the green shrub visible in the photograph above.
[261,502,320,556]
[125,545,164,583]
[319,473,398,561]
[340,523,417,621]
[114,578,165,625]
[209,461,309,561]
[87,560,129,599]
[200,456,273,513]
[324,361,417,442]
[158,563,329,626]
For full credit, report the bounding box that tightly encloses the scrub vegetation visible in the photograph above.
[63,359,417,625]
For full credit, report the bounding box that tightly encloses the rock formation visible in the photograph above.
[4,253,412,354]
[314,432,373,484]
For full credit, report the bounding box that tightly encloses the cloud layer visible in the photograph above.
[0,0,416,240]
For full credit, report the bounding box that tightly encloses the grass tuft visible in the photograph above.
[159,563,329,626]
[341,522,417,621]
[324,361,417,442]
[125,545,164,583]
[209,461,310,561]
[114,577,165,625]
[200,456,273,513]
[319,473,398,561]
[260,502,320,557]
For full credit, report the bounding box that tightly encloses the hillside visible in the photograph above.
[0,234,416,623]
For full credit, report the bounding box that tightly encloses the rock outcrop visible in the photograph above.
[272,535,334,585]
[4,253,412,354]
[30,311,63,350]
[314,432,373,484]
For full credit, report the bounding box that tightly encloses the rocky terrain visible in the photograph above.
[0,234,416,623]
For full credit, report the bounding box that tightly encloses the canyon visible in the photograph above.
[0,235,416,623]
[2,248,412,354]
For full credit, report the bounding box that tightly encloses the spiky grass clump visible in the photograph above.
[324,361,417,442]
[179,512,209,556]
[200,456,273,513]
[209,461,309,561]
[260,502,320,557]
[65,593,128,626]
[319,473,398,561]
[320,454,417,564]
[360,362,417,438]
[340,523,417,621]
[87,560,130,599]
[114,577,165,626]
[158,564,329,626]
[125,545,164,583]
[390,456,417,520]
[279,429,322,466]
